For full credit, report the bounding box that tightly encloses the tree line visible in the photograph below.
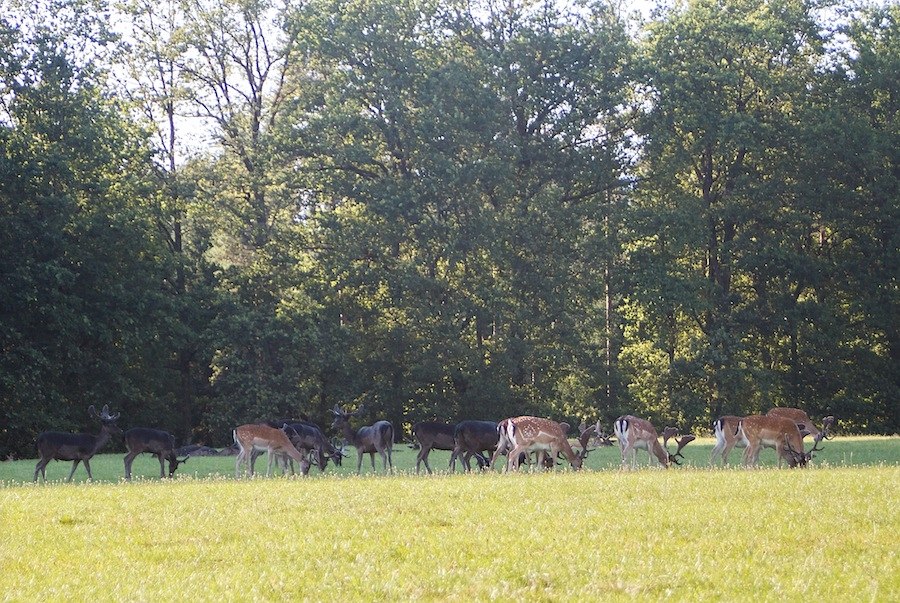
[1,0,896,458]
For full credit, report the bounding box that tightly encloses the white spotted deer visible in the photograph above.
[738,415,825,468]
[233,423,309,478]
[613,415,693,469]
[502,416,582,471]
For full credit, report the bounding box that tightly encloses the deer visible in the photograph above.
[412,421,456,474]
[709,415,745,466]
[330,404,394,474]
[124,428,189,479]
[233,423,309,478]
[450,420,497,471]
[738,415,825,468]
[502,416,582,471]
[33,405,122,482]
[766,408,835,441]
[613,415,694,469]
[252,420,344,475]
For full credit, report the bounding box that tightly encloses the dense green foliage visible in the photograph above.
[1,0,897,458]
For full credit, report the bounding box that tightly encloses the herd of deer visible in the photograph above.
[30,403,834,482]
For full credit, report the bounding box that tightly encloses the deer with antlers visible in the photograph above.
[330,404,394,474]
[613,415,694,469]
[738,415,825,468]
[33,405,122,482]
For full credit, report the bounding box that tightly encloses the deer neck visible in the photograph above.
[650,439,670,466]
[90,427,114,456]
[339,420,359,445]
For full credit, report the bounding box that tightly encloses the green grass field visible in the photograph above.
[1,437,897,600]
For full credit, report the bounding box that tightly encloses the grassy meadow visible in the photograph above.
[1,437,898,600]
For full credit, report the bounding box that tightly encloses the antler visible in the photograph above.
[673,435,695,461]
[330,404,344,416]
[821,416,836,440]
[662,426,678,450]
[783,437,808,466]
[576,425,596,460]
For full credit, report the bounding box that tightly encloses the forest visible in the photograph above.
[0,0,896,458]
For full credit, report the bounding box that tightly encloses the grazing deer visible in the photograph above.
[412,421,456,474]
[766,408,835,441]
[33,405,122,482]
[233,423,309,478]
[330,405,394,474]
[253,420,344,474]
[486,418,556,470]
[450,420,497,471]
[124,428,189,479]
[738,415,825,468]
[502,416,583,471]
[613,415,693,469]
[709,415,745,467]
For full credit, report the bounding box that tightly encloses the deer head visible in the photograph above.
[783,435,825,468]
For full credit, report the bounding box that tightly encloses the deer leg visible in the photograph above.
[416,446,427,474]
[67,460,82,482]
[156,453,166,478]
[369,452,376,472]
[235,450,245,478]
[356,450,364,474]
[82,459,93,481]
[124,451,138,480]
[33,458,49,482]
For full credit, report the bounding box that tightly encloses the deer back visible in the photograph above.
[125,428,177,458]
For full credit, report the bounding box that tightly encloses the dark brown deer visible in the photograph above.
[124,428,189,479]
[412,421,456,474]
[450,420,497,471]
[33,405,121,482]
[330,404,394,474]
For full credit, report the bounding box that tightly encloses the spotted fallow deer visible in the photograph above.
[766,408,835,441]
[738,415,825,468]
[233,423,309,478]
[709,415,745,467]
[613,415,693,469]
[502,416,582,471]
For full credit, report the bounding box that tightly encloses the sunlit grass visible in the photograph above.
[0,466,897,600]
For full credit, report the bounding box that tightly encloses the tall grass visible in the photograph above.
[0,467,897,600]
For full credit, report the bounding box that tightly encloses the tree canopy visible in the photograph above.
[1,0,896,457]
